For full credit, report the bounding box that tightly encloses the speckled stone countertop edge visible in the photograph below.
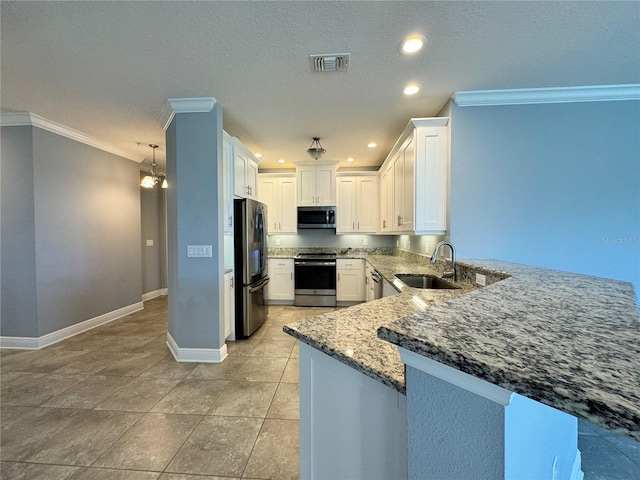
[283,325,406,394]
[376,259,640,441]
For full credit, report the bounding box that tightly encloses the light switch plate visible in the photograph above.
[187,245,213,258]
[363,238,369,246]
[476,273,486,286]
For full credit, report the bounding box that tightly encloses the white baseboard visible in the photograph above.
[166,333,228,363]
[142,289,168,302]
[0,301,144,350]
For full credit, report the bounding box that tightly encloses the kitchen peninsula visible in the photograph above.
[283,252,640,480]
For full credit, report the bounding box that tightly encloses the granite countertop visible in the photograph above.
[283,254,640,441]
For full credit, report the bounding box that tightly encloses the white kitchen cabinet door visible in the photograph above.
[414,127,448,234]
[267,259,294,303]
[233,138,260,200]
[258,177,278,234]
[258,175,297,234]
[356,175,378,233]
[379,166,393,233]
[336,177,357,233]
[296,164,337,206]
[224,272,235,340]
[337,259,365,303]
[315,164,336,205]
[246,158,259,200]
[278,177,297,233]
[337,175,378,234]
[223,132,234,235]
[297,166,318,206]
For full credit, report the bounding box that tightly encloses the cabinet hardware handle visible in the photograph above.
[229,216,232,226]
[358,222,360,230]
[383,219,386,228]
[231,277,234,288]
[398,215,402,226]
[338,273,340,281]
[279,222,281,230]
[352,222,355,230]
[290,272,293,280]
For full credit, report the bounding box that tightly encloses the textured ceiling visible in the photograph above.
[2,1,639,170]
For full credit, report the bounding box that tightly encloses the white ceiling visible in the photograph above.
[2,1,639,170]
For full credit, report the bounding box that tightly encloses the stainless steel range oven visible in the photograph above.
[294,253,337,307]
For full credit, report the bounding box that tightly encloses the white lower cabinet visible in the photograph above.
[224,271,235,340]
[299,342,408,479]
[266,259,294,304]
[336,259,365,304]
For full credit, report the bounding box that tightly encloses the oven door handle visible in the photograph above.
[249,277,270,293]
[295,261,337,267]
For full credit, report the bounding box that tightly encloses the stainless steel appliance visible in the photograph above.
[234,198,269,337]
[370,269,383,300]
[294,252,337,307]
[297,206,336,229]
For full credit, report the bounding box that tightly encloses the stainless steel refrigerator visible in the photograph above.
[233,198,269,338]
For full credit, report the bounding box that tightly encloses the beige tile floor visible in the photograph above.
[0,297,318,480]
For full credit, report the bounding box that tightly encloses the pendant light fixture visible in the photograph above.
[140,144,167,189]
[307,137,326,160]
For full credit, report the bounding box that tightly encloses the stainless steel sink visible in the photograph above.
[395,274,460,290]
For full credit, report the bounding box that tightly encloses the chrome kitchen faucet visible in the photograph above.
[430,241,456,281]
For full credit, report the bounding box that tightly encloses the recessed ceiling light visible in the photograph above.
[254,153,262,158]
[403,83,421,96]
[400,35,427,55]
[346,157,355,162]
[367,143,377,148]
[277,159,286,164]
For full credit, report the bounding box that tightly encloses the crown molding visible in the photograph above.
[0,112,143,163]
[452,84,640,107]
[158,97,218,131]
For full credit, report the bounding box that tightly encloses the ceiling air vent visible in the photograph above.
[310,53,350,72]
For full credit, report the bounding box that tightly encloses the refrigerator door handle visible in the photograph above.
[248,277,270,293]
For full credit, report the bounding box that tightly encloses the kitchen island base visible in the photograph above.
[401,347,583,480]
[299,342,407,479]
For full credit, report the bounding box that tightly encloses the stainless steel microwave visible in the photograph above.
[297,206,336,229]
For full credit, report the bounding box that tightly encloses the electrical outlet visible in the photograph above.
[275,238,281,246]
[363,238,369,246]
[476,273,487,286]
[146,239,154,247]
[396,240,400,247]
[425,242,431,254]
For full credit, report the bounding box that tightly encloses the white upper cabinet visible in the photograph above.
[223,132,234,235]
[296,163,337,206]
[336,174,378,234]
[233,138,260,200]
[258,174,297,234]
[378,118,449,235]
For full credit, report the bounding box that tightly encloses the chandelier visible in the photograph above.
[140,144,167,189]
[307,137,326,160]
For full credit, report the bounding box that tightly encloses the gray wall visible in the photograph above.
[140,176,167,294]
[450,100,640,294]
[1,126,38,337]
[1,125,142,337]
